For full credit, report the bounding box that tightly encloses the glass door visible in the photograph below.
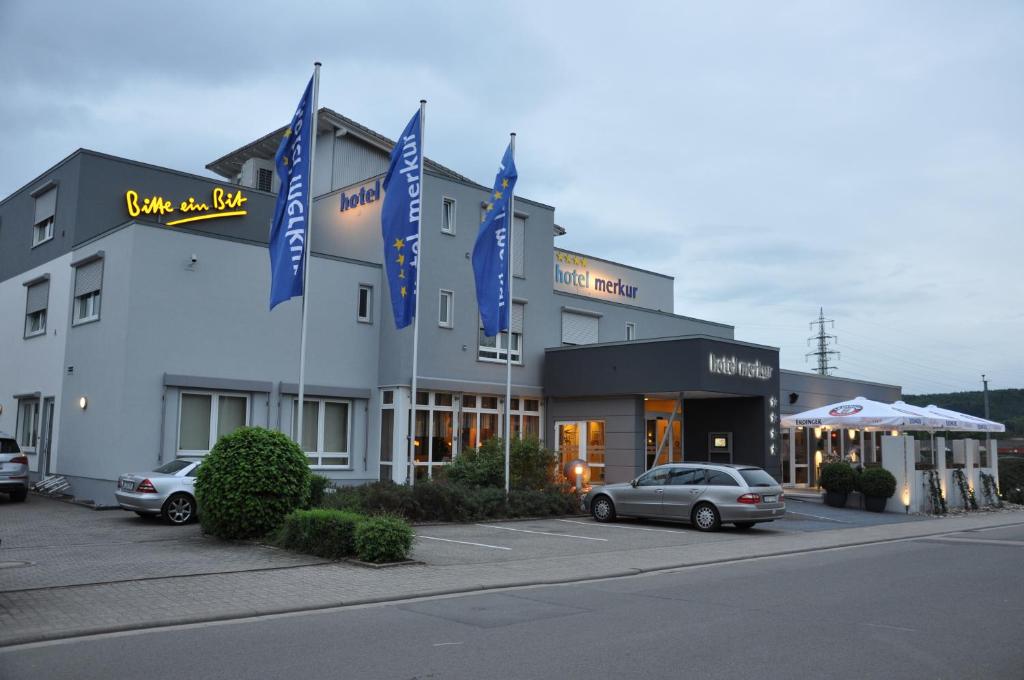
[40,397,55,476]
[555,421,606,484]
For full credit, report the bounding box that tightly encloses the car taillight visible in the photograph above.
[136,479,158,493]
[737,493,761,504]
[10,455,29,465]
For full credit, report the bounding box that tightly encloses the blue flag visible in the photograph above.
[472,143,518,336]
[381,109,423,329]
[268,76,315,310]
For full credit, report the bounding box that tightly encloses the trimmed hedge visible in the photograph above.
[819,461,856,495]
[859,467,897,499]
[444,437,558,491]
[354,515,414,563]
[308,474,334,508]
[999,456,1024,502]
[195,427,311,540]
[279,509,362,559]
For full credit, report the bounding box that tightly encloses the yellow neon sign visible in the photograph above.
[125,188,248,226]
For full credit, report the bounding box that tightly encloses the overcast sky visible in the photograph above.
[1,1,1020,395]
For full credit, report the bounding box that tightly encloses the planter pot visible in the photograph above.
[864,495,888,513]
[823,490,848,508]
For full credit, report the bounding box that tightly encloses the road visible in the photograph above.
[3,523,1021,680]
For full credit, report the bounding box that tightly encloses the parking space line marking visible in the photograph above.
[557,519,683,534]
[475,524,608,541]
[921,536,1024,547]
[785,511,852,523]
[417,536,511,550]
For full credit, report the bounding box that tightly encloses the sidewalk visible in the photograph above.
[2,510,1021,648]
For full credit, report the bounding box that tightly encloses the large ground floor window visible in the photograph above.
[16,398,40,451]
[178,392,249,455]
[293,399,351,468]
[554,420,605,484]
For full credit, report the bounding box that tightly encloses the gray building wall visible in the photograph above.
[780,370,901,415]
[546,397,645,485]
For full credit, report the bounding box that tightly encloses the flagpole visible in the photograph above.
[407,99,427,486]
[504,132,516,495]
[296,61,321,453]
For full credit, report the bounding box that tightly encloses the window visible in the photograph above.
[705,470,739,486]
[357,284,373,323]
[555,420,605,484]
[626,322,637,341]
[738,468,779,488]
[637,467,671,486]
[412,391,454,480]
[24,278,49,339]
[32,186,57,247]
[257,167,274,192]
[507,397,541,441]
[478,302,524,363]
[668,468,706,485]
[561,310,598,345]
[512,215,525,277]
[379,391,394,482]
[441,197,456,234]
[72,258,103,325]
[178,392,249,454]
[460,394,500,451]
[439,289,453,328]
[16,399,40,450]
[293,399,351,467]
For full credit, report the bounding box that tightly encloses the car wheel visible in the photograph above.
[691,502,721,532]
[162,493,196,525]
[733,521,756,530]
[591,495,617,523]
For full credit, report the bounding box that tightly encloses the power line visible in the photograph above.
[806,307,839,376]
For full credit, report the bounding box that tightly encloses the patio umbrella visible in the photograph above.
[922,405,1006,433]
[781,396,947,430]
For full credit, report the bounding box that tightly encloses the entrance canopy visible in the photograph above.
[781,396,947,431]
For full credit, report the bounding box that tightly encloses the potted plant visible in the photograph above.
[859,467,896,513]
[819,461,856,508]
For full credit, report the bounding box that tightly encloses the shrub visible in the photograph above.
[308,474,334,508]
[999,457,1024,501]
[859,467,897,499]
[279,509,362,559]
[354,515,414,563]
[507,488,579,517]
[819,461,856,495]
[446,437,559,490]
[509,437,558,490]
[195,427,311,539]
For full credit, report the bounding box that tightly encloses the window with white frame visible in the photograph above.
[507,397,542,441]
[357,284,373,323]
[478,302,524,363]
[32,186,56,247]
[24,279,49,338]
[626,322,637,341]
[441,197,456,234]
[412,391,454,481]
[16,399,40,450]
[512,215,525,277]
[293,398,351,467]
[72,258,103,325]
[439,289,453,328]
[379,390,394,482]
[459,394,500,451]
[178,392,249,454]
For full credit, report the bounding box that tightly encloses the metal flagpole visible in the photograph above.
[296,62,321,453]
[504,133,516,495]
[407,99,427,486]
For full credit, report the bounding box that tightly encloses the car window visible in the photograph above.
[637,468,671,486]
[738,468,778,487]
[154,460,193,475]
[706,470,739,486]
[668,468,705,485]
[186,465,200,478]
[0,438,20,454]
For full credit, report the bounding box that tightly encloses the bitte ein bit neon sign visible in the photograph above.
[125,187,248,227]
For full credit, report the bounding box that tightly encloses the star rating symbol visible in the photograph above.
[393,238,404,250]
[769,412,776,423]
[400,286,407,298]
[494,191,503,200]
[770,396,778,408]
[501,178,508,188]
[396,253,405,266]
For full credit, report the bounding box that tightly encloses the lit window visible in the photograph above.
[293,399,351,467]
[357,284,373,323]
[178,392,249,454]
[441,197,456,234]
[439,289,453,328]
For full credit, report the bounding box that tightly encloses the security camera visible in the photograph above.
[190,253,198,264]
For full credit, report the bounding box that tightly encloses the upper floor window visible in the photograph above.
[31,185,57,247]
[561,310,599,345]
[72,257,104,326]
[439,289,453,328]
[257,167,274,192]
[441,197,456,234]
[512,215,525,277]
[357,284,373,323]
[626,322,637,341]
[478,301,524,364]
[24,278,49,339]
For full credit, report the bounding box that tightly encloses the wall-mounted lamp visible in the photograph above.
[848,429,857,440]
[79,396,88,410]
[890,429,898,437]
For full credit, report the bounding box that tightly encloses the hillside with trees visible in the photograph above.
[904,388,1024,436]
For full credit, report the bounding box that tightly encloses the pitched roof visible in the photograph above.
[205,107,477,187]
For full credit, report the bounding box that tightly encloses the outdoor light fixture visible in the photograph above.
[849,429,857,440]
[902,486,911,513]
[890,429,898,437]
[814,427,822,438]
[79,396,88,410]
[574,464,584,476]
[573,464,585,493]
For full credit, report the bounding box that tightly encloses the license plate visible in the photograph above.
[120,480,134,491]
[762,495,777,503]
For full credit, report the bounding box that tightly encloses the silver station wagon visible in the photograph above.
[584,463,785,531]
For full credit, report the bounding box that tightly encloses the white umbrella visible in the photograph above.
[781,396,947,430]
[923,404,1006,433]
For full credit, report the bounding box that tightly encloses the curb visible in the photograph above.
[3,516,1023,650]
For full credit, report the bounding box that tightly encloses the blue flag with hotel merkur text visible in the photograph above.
[472,143,518,336]
[380,109,423,329]
[268,76,314,310]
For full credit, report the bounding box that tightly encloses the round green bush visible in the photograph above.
[819,461,856,494]
[859,467,897,499]
[354,515,414,563]
[195,426,312,539]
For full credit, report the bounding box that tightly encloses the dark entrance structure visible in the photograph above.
[544,335,781,484]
